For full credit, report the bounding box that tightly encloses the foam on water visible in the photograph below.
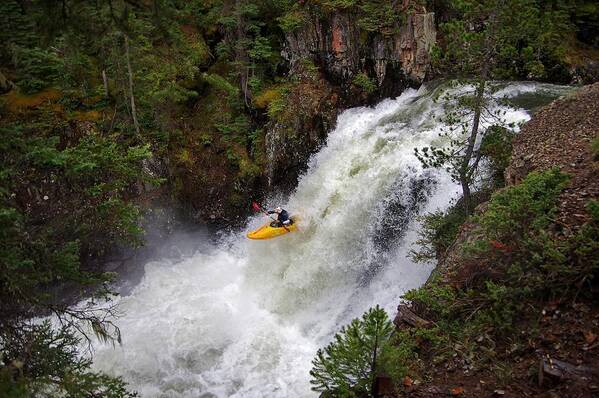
[89,82,568,397]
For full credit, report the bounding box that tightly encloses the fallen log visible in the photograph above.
[394,304,431,329]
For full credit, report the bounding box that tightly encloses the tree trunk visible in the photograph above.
[102,69,109,98]
[461,177,472,214]
[124,34,140,136]
[460,78,486,214]
[370,325,380,398]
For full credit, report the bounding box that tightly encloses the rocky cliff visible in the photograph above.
[265,2,436,190]
[283,6,436,87]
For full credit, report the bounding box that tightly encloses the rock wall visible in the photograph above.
[283,8,436,88]
[267,4,436,190]
[264,66,339,189]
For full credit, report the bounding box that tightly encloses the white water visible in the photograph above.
[89,82,567,397]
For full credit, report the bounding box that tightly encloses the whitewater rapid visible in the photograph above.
[89,82,570,397]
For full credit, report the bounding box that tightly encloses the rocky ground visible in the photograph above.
[387,84,599,397]
[507,83,599,232]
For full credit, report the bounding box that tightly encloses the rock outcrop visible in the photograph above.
[264,66,339,189]
[267,2,436,190]
[283,7,436,88]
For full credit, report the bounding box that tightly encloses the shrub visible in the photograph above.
[278,10,308,32]
[410,204,467,262]
[253,86,285,109]
[473,168,569,248]
[203,73,239,97]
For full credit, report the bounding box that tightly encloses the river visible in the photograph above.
[88,81,571,397]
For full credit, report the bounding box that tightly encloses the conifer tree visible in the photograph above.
[310,306,395,396]
[416,0,572,214]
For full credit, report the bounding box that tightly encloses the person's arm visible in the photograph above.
[267,210,276,215]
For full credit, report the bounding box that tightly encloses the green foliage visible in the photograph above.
[0,322,138,397]
[203,73,240,97]
[12,47,63,94]
[437,0,574,80]
[318,0,358,9]
[473,168,569,244]
[310,306,397,396]
[355,0,405,34]
[278,10,308,32]
[410,204,467,263]
[314,0,405,34]
[404,280,457,319]
[402,169,599,378]
[479,126,513,188]
[0,124,154,304]
[0,1,36,60]
[267,95,287,119]
[0,120,152,396]
[352,73,376,94]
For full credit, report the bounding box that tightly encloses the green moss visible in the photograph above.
[352,72,376,94]
[238,157,261,181]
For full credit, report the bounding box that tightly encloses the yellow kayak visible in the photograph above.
[247,216,298,240]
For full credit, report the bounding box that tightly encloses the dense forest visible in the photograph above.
[1,0,598,396]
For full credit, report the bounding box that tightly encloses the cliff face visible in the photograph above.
[265,4,436,190]
[264,66,340,189]
[284,8,436,89]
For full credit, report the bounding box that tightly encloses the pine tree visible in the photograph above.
[416,0,572,214]
[310,306,395,396]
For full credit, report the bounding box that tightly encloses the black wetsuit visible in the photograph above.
[268,209,291,227]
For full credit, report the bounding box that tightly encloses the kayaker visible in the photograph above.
[268,207,292,227]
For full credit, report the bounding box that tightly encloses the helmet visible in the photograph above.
[275,207,282,213]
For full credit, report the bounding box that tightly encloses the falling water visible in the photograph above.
[89,81,571,397]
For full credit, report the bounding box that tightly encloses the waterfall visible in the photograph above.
[88,81,570,397]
